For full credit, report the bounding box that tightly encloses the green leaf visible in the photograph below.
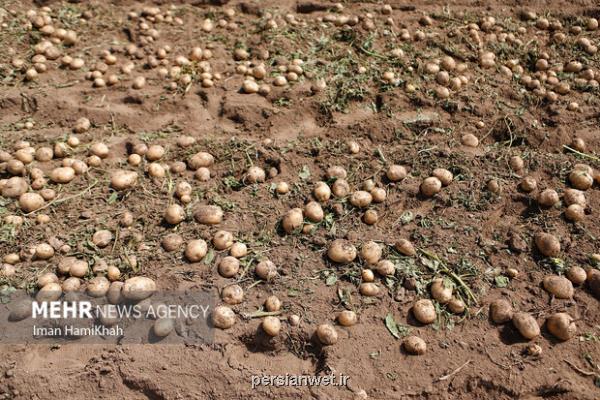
[400,211,414,225]
[385,313,401,339]
[325,275,337,286]
[106,192,118,204]
[298,165,311,180]
[204,249,215,265]
[495,276,509,288]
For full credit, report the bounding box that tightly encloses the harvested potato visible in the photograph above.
[489,299,513,324]
[420,177,442,197]
[49,167,75,184]
[221,284,244,305]
[19,193,45,212]
[230,242,248,258]
[185,240,208,262]
[255,260,277,280]
[282,208,303,234]
[87,276,110,297]
[395,239,416,256]
[512,312,540,340]
[122,276,156,300]
[193,205,223,225]
[412,299,436,324]
[546,313,576,341]
[542,275,573,299]
[110,170,138,190]
[360,241,382,265]
[218,256,240,277]
[304,201,324,222]
[262,316,281,336]
[337,310,357,327]
[403,336,426,355]
[350,191,372,208]
[386,165,407,182]
[534,232,560,257]
[447,298,465,314]
[264,296,281,312]
[430,278,453,304]
[565,266,587,286]
[164,204,185,225]
[316,324,338,345]
[213,230,234,250]
[375,260,395,276]
[162,234,184,252]
[359,282,380,296]
[328,240,357,263]
[92,230,113,248]
[212,306,235,329]
[153,318,175,337]
[36,282,62,302]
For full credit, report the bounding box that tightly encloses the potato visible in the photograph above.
[364,211,378,225]
[375,260,395,276]
[565,204,585,222]
[9,299,33,321]
[255,260,277,280]
[188,152,215,169]
[73,117,91,133]
[316,324,338,345]
[19,192,45,212]
[395,239,416,256]
[34,243,54,260]
[185,239,208,262]
[264,295,281,312]
[90,143,109,158]
[350,191,373,208]
[213,230,234,250]
[432,168,453,186]
[282,208,304,233]
[107,281,124,304]
[512,312,540,340]
[327,166,347,179]
[304,201,324,222]
[262,316,281,336]
[537,189,559,207]
[275,182,289,194]
[245,166,266,183]
[542,275,573,299]
[489,299,513,324]
[221,284,244,305]
[412,299,436,324]
[37,272,59,288]
[430,278,453,304]
[327,239,357,263]
[229,242,247,258]
[36,282,62,302]
[565,266,587,286]
[386,165,407,182]
[153,318,175,337]
[509,156,524,171]
[110,170,138,190]
[371,187,386,203]
[360,241,382,265]
[313,182,331,202]
[586,269,600,298]
[534,232,560,257]
[362,269,375,282]
[164,204,185,225]
[520,176,537,192]
[447,298,466,314]
[69,260,88,277]
[569,170,593,190]
[122,276,156,300]
[87,276,110,297]
[162,233,183,252]
[563,188,586,207]
[2,177,28,198]
[195,167,211,181]
[92,230,113,248]
[359,282,380,296]
[107,266,121,281]
[218,256,240,278]
[546,313,576,341]
[148,163,166,178]
[3,253,19,265]
[337,310,357,327]
[194,205,223,225]
[62,277,81,292]
[403,336,426,355]
[212,305,235,329]
[49,167,76,184]
[420,177,442,197]
[146,145,165,161]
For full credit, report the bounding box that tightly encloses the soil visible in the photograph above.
[0,0,599,399]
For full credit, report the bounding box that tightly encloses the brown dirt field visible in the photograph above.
[0,0,600,399]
